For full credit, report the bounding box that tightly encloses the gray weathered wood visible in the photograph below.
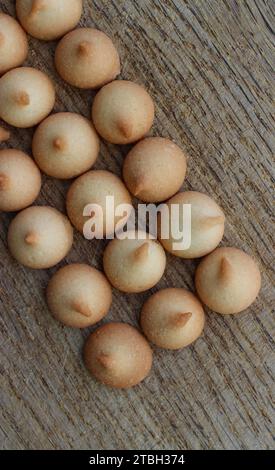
[0,0,274,450]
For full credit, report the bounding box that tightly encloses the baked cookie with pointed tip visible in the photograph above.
[66,170,133,237]
[195,247,261,314]
[55,28,120,89]
[84,323,153,388]
[47,264,112,328]
[0,149,41,212]
[16,0,83,41]
[103,231,166,293]
[0,67,55,128]
[8,206,73,269]
[0,13,28,75]
[140,288,205,349]
[92,80,155,144]
[0,126,10,143]
[123,137,187,202]
[32,112,100,179]
[158,191,225,258]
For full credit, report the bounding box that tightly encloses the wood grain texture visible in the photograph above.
[0,0,274,450]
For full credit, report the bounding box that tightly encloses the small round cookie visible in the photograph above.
[0,67,55,128]
[140,288,205,350]
[8,206,73,269]
[16,0,83,41]
[92,80,155,144]
[84,323,153,389]
[158,191,225,259]
[0,149,41,212]
[32,112,100,179]
[0,13,28,75]
[195,247,261,315]
[123,137,187,202]
[103,231,166,293]
[66,170,132,237]
[47,264,112,328]
[0,126,10,142]
[55,28,120,89]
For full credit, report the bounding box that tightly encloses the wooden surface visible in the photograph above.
[0,0,274,450]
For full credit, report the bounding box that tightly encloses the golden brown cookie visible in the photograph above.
[195,247,261,314]
[47,264,112,328]
[0,149,41,212]
[140,288,205,349]
[92,80,155,144]
[55,28,120,89]
[84,323,153,388]
[123,137,187,202]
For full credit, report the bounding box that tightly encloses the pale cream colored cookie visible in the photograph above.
[103,231,166,293]
[16,0,83,41]
[66,170,132,237]
[158,191,225,259]
[0,67,55,128]
[32,112,100,179]
[8,206,73,269]
[84,323,153,388]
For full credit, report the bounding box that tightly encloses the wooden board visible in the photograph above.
[0,0,274,450]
